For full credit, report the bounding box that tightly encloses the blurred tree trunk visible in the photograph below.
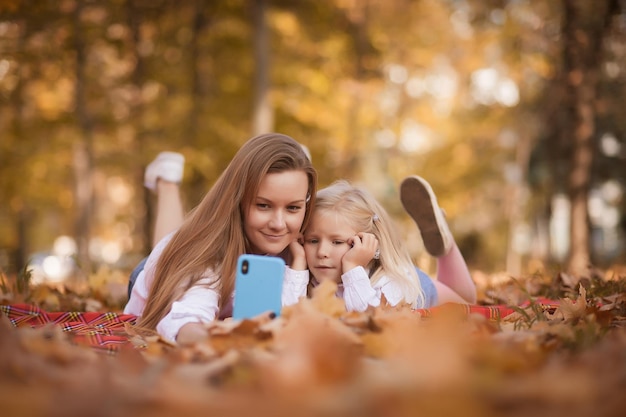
[343,0,370,181]
[251,0,273,135]
[187,0,211,206]
[9,17,28,275]
[72,2,94,277]
[187,0,207,143]
[505,131,533,276]
[560,0,618,275]
[127,0,151,255]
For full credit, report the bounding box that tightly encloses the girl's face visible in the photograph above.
[244,170,309,256]
[303,210,356,283]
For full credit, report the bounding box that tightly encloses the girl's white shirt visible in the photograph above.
[287,266,406,312]
[124,233,309,342]
[337,266,406,311]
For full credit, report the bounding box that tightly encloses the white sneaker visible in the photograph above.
[400,176,452,257]
[144,151,185,191]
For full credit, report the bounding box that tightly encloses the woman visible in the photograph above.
[125,133,317,343]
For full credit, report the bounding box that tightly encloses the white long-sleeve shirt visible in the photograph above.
[124,233,310,342]
[282,266,406,312]
[338,266,406,311]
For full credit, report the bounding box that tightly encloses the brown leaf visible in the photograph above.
[206,315,278,355]
[558,271,581,288]
[259,299,363,390]
[551,285,588,322]
[308,279,347,317]
[361,306,471,388]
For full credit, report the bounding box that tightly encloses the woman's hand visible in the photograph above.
[289,237,307,270]
[176,322,208,345]
[342,232,378,272]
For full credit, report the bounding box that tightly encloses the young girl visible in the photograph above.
[125,133,317,343]
[286,179,476,312]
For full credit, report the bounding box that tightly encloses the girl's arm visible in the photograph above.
[340,233,388,311]
[341,267,406,312]
[341,266,378,311]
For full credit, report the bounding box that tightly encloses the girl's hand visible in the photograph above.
[342,232,378,272]
[289,237,307,270]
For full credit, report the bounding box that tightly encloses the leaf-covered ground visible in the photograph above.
[1,266,626,417]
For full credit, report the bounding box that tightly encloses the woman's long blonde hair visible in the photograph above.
[313,180,424,308]
[139,133,317,330]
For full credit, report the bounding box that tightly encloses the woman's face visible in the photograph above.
[244,170,309,255]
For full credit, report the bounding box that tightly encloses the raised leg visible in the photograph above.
[400,175,476,304]
[144,151,186,246]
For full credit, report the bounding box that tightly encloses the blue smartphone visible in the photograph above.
[232,254,285,320]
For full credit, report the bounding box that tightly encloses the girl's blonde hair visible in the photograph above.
[139,133,317,330]
[313,180,424,308]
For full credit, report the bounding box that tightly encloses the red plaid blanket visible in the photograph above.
[1,301,558,354]
[0,303,138,355]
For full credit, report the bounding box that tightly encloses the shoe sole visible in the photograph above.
[400,176,446,257]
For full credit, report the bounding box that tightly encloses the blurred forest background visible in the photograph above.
[0,0,625,285]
